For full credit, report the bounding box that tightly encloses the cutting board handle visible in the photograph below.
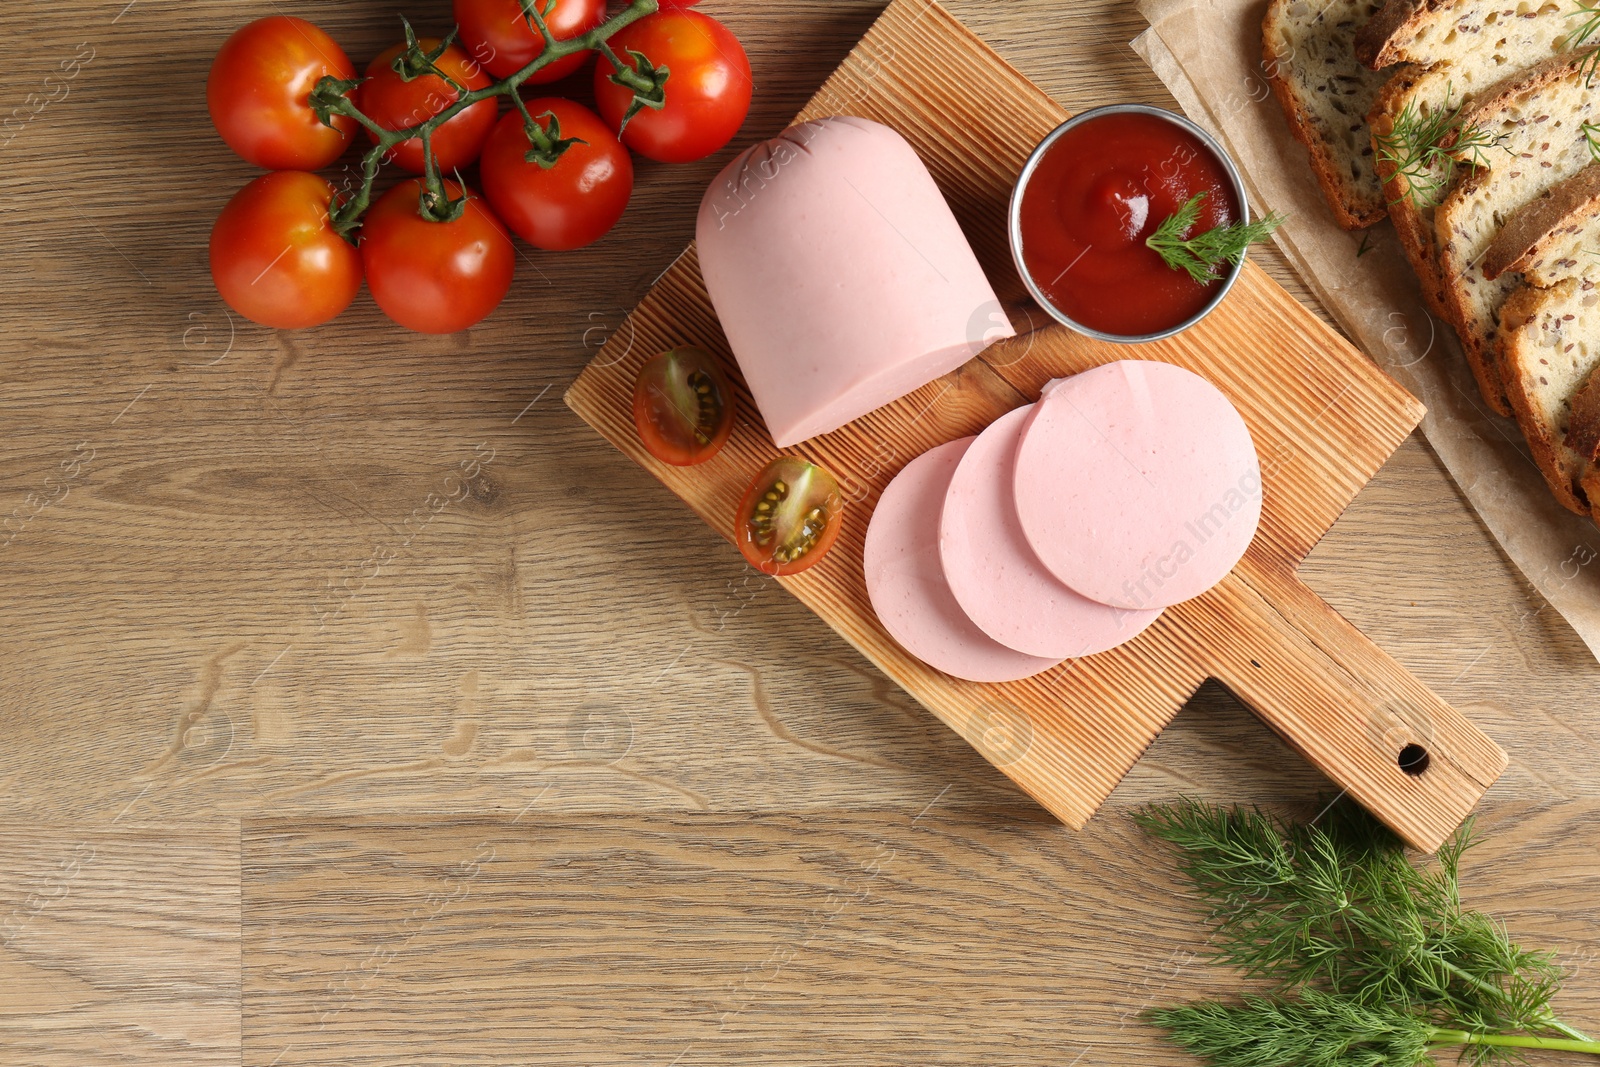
[1178,569,1508,852]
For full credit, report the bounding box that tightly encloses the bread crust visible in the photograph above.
[1483,166,1600,282]
[1369,70,1452,315]
[1497,283,1591,513]
[1355,0,1434,70]
[1453,47,1600,131]
[1263,0,1389,229]
[1568,364,1600,465]
[1436,169,1514,414]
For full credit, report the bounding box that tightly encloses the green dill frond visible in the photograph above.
[1583,121,1600,164]
[1148,990,1436,1067]
[1144,192,1286,284]
[1374,86,1503,209]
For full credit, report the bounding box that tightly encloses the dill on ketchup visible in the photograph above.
[1146,191,1286,284]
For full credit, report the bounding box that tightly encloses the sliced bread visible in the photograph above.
[1490,166,1600,512]
[1263,0,1392,228]
[1499,277,1600,513]
[1435,49,1600,417]
[1483,163,1600,283]
[1363,1,1579,383]
[1358,0,1572,71]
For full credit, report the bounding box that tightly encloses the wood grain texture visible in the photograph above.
[1,0,1598,1063]
[564,0,1504,849]
[241,804,1600,1067]
[0,825,240,1066]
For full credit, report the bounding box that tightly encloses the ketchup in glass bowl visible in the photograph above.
[1009,104,1252,343]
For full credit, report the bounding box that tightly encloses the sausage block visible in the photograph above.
[697,115,1013,447]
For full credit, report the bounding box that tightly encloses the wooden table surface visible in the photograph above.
[4,1,1600,1064]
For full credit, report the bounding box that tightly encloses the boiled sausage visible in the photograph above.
[697,115,1013,447]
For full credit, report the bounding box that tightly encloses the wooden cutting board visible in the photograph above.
[565,0,1507,852]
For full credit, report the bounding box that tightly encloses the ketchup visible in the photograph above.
[1018,111,1240,337]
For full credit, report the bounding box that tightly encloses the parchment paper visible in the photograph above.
[1134,0,1600,660]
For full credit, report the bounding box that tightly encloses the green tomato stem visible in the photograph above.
[324,0,660,234]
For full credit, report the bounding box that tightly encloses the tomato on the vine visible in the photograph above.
[210,172,362,330]
[207,17,357,170]
[736,457,844,577]
[361,179,515,334]
[480,99,633,251]
[593,11,752,164]
[454,0,607,81]
[358,39,498,174]
[633,346,735,466]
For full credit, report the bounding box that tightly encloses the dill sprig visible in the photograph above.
[1137,799,1598,1066]
[1584,120,1600,163]
[1153,990,1436,1067]
[1154,990,1600,1067]
[1374,86,1502,209]
[1569,2,1600,86]
[1145,192,1286,284]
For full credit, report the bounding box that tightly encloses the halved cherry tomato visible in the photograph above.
[360,179,515,334]
[593,11,752,164]
[736,457,844,576]
[358,39,498,174]
[633,346,735,466]
[207,17,357,170]
[454,0,607,81]
[210,171,362,330]
[480,99,633,251]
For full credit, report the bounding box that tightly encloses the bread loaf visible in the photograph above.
[1363,1,1579,412]
[1262,0,1600,524]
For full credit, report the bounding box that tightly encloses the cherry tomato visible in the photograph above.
[633,347,735,466]
[593,11,752,164]
[361,179,515,334]
[454,0,607,81]
[358,39,497,174]
[207,17,357,170]
[480,99,633,251]
[736,457,844,577]
[210,172,362,330]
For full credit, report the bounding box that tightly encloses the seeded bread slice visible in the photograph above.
[1483,164,1600,283]
[1488,167,1600,513]
[1263,0,1392,228]
[1499,277,1600,513]
[1435,50,1600,417]
[1357,0,1571,71]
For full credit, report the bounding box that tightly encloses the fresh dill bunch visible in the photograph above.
[1135,799,1583,1043]
[1374,87,1501,209]
[1145,192,1286,285]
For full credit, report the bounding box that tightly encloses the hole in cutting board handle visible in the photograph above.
[1398,744,1430,776]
